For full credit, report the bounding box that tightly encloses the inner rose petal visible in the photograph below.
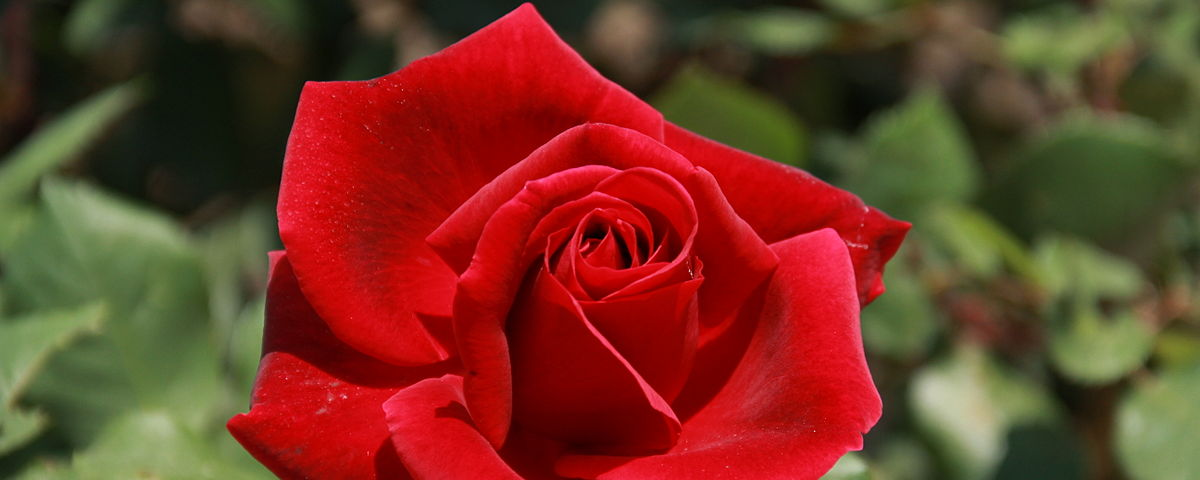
[551,167,698,301]
[508,268,681,455]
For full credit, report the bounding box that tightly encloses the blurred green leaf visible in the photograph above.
[229,296,266,397]
[842,88,979,220]
[1035,236,1154,384]
[0,304,103,455]
[0,304,105,406]
[652,64,807,167]
[6,179,222,442]
[993,424,1086,480]
[0,408,46,458]
[873,436,934,480]
[910,345,1059,480]
[0,202,37,259]
[732,8,834,56]
[1034,235,1143,300]
[818,0,897,18]
[919,204,1036,279]
[820,452,871,480]
[199,202,275,358]
[985,114,1188,243]
[861,247,938,359]
[71,410,267,480]
[62,0,134,57]
[1049,307,1154,384]
[1116,363,1200,480]
[1154,329,1200,369]
[1002,6,1127,76]
[0,82,142,202]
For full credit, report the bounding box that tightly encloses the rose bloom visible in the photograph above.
[228,4,908,479]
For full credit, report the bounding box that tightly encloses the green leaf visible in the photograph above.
[994,424,1087,480]
[652,64,807,167]
[732,8,834,56]
[861,246,939,359]
[818,0,897,18]
[873,436,935,480]
[1033,235,1143,300]
[62,0,134,56]
[199,201,275,358]
[842,88,979,220]
[1002,6,1127,75]
[0,304,104,455]
[0,408,47,457]
[1049,307,1154,384]
[0,82,142,202]
[910,345,1059,480]
[820,452,871,480]
[0,304,105,405]
[1116,363,1200,480]
[1035,236,1154,384]
[918,204,1037,279]
[7,179,222,443]
[985,114,1187,243]
[71,410,267,480]
[1154,329,1200,369]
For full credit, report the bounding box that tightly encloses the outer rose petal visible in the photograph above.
[556,229,880,479]
[663,122,909,305]
[227,252,453,480]
[278,3,663,366]
[384,375,522,480]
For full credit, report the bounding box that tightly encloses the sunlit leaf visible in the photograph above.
[71,410,269,480]
[820,452,871,480]
[911,345,1059,480]
[732,8,834,55]
[0,304,103,455]
[7,179,222,442]
[1116,363,1200,480]
[1003,5,1127,75]
[0,304,105,405]
[1035,236,1154,384]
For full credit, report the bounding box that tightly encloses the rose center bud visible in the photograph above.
[506,167,704,456]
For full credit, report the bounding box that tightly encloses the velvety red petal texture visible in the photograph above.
[555,229,881,479]
[450,124,778,449]
[509,269,682,454]
[455,165,621,447]
[384,375,522,480]
[277,3,664,366]
[227,252,454,480]
[663,122,909,305]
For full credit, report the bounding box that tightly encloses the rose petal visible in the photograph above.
[556,229,880,479]
[682,167,778,326]
[384,374,522,480]
[580,273,703,402]
[509,269,682,455]
[278,4,663,366]
[227,252,452,480]
[428,123,693,274]
[664,122,910,305]
[455,166,621,447]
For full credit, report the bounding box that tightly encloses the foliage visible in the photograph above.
[1,0,1198,479]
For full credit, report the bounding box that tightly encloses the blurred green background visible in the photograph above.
[1,0,1198,478]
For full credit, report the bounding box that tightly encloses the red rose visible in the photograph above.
[228,4,908,479]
